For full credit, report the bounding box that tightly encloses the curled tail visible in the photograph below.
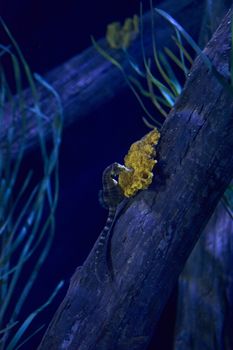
[94,162,130,284]
[94,207,116,283]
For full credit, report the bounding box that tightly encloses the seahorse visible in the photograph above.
[94,129,160,283]
[95,162,130,283]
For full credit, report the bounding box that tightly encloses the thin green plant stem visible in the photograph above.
[92,36,161,128]
[171,35,193,65]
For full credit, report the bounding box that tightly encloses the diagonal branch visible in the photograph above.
[38,7,233,350]
[174,198,233,349]
[1,0,205,155]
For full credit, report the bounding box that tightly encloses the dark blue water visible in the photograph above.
[1,1,176,349]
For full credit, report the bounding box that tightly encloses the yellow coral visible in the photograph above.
[118,128,160,197]
[106,15,139,50]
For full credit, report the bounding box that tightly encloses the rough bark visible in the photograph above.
[198,0,232,46]
[174,1,233,349]
[1,0,204,155]
[38,8,233,350]
[174,199,233,350]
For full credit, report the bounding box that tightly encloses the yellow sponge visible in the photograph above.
[119,128,160,197]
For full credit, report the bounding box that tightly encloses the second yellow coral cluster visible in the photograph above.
[118,128,160,197]
[106,15,139,50]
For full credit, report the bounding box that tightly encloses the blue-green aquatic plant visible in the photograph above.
[92,1,194,129]
[0,20,63,349]
[93,1,233,211]
[155,7,233,94]
[93,0,233,126]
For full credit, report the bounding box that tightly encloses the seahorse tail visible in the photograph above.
[94,208,116,283]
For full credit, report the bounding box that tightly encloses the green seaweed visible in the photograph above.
[93,0,193,128]
[93,1,233,214]
[155,7,233,95]
[0,19,63,349]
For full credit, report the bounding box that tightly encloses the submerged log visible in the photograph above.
[174,2,233,349]
[174,199,233,350]
[38,8,233,350]
[1,0,205,155]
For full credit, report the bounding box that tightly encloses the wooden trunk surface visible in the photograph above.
[174,200,233,350]
[38,8,233,350]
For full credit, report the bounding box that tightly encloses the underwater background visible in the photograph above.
[1,0,204,348]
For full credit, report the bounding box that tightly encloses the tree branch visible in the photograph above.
[38,7,233,350]
[174,199,233,349]
[1,0,205,155]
